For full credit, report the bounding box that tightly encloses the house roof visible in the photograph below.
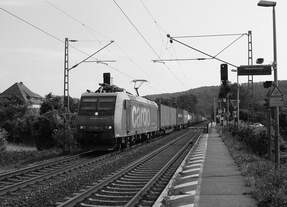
[0,82,43,104]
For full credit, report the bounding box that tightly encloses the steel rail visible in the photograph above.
[57,129,202,207]
[0,150,95,181]
[0,151,113,196]
[125,132,201,206]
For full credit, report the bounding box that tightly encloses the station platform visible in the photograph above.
[153,126,257,207]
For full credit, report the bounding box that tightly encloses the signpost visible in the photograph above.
[268,85,284,107]
[237,64,272,76]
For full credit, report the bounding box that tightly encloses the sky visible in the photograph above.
[0,0,286,98]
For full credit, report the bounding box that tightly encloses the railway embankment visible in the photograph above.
[223,126,287,207]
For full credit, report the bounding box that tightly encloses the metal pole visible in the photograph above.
[272,6,280,170]
[227,95,230,129]
[64,37,70,114]
[213,97,216,123]
[237,72,240,127]
[267,108,272,160]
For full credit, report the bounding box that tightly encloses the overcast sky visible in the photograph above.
[0,0,286,98]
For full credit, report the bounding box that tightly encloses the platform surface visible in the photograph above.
[198,127,256,207]
[153,126,257,207]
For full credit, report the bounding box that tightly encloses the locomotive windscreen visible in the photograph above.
[79,96,116,116]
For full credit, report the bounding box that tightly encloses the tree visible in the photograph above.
[40,93,63,114]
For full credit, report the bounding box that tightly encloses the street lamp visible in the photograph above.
[257,0,280,169]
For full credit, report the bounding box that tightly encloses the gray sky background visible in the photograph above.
[0,0,286,98]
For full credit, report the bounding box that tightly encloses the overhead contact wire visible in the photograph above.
[46,1,164,92]
[139,0,187,88]
[0,7,102,61]
[112,0,186,88]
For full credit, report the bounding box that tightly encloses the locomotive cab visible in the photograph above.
[77,92,117,149]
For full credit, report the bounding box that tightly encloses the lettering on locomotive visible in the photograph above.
[131,105,151,128]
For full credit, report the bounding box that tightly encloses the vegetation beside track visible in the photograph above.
[0,148,62,170]
[223,126,287,207]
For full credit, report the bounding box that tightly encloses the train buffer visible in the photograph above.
[154,127,256,207]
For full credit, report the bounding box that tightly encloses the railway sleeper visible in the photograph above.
[18,175,37,180]
[100,189,135,196]
[124,174,151,179]
[127,172,155,176]
[86,197,127,205]
[116,179,147,184]
[106,185,141,191]
[79,203,104,207]
[7,178,22,182]
[120,177,150,182]
[0,181,14,186]
[93,193,132,199]
[111,182,144,188]
[131,169,159,173]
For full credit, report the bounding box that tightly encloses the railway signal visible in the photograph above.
[263,81,273,88]
[220,64,228,85]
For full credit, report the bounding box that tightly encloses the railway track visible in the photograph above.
[0,150,109,197]
[0,129,190,200]
[57,129,202,207]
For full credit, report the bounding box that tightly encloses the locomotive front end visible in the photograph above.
[77,93,117,149]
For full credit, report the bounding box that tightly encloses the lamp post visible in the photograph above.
[257,0,279,169]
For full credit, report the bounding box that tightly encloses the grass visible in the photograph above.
[0,147,62,170]
[222,128,287,207]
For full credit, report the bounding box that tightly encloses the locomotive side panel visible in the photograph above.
[125,100,158,135]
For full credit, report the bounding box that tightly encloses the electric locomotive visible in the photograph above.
[77,75,158,150]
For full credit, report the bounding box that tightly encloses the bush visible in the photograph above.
[230,126,268,156]
[32,111,64,150]
[33,116,56,150]
[255,166,287,207]
[53,127,78,153]
[0,128,8,152]
[224,131,287,207]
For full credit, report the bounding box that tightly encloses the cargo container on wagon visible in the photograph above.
[158,104,176,132]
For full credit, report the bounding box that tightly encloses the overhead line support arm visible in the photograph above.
[167,34,238,68]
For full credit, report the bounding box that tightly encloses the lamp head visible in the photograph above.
[257,0,276,7]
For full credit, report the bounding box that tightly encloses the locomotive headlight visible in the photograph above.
[108,125,112,129]
[80,125,86,129]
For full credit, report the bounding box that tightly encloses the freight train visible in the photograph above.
[76,75,200,150]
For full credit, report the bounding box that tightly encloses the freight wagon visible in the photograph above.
[158,104,176,133]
